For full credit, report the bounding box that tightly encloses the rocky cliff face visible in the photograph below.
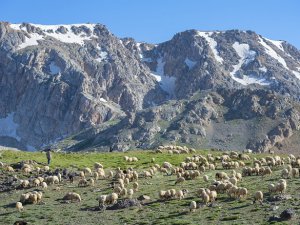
[0,22,300,152]
[0,22,166,150]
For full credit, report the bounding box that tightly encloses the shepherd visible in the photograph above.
[45,148,52,165]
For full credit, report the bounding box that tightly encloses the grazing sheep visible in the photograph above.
[32,178,40,187]
[20,180,30,188]
[106,193,118,205]
[20,193,30,204]
[44,166,50,172]
[89,178,95,187]
[78,178,88,187]
[133,182,139,192]
[201,192,210,205]
[63,192,81,202]
[46,176,59,185]
[203,175,209,182]
[83,167,92,176]
[215,172,228,180]
[237,187,248,199]
[94,162,103,169]
[253,191,263,204]
[106,171,114,179]
[98,195,107,206]
[291,168,299,178]
[281,169,290,179]
[209,191,217,202]
[6,166,14,172]
[16,202,24,212]
[128,189,134,199]
[276,179,287,194]
[268,184,276,194]
[175,176,185,185]
[41,182,48,189]
[190,201,197,212]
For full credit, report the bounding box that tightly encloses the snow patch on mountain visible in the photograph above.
[18,33,44,49]
[49,61,61,75]
[197,32,223,63]
[0,113,21,141]
[230,42,268,85]
[95,51,108,62]
[151,57,176,97]
[264,38,285,52]
[184,58,197,70]
[258,37,289,70]
[11,23,98,48]
[259,67,268,73]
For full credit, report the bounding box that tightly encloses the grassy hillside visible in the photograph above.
[0,149,298,225]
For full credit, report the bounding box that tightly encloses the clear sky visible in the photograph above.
[1,0,299,49]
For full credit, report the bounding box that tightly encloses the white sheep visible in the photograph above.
[190,201,197,212]
[128,189,134,199]
[41,182,48,189]
[253,191,263,204]
[175,176,185,185]
[63,192,81,202]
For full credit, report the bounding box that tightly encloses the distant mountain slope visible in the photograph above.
[0,22,300,152]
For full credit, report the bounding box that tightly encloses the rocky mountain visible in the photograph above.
[0,22,300,152]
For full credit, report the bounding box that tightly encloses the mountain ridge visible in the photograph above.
[0,21,300,152]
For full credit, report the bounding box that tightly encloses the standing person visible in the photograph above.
[45,149,52,165]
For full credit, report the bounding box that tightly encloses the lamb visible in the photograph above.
[253,191,263,204]
[16,202,24,212]
[63,192,81,202]
[189,201,197,212]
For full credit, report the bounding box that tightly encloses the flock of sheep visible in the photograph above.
[0,145,299,223]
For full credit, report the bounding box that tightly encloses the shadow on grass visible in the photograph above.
[229,203,250,210]
[158,211,189,220]
[3,202,16,208]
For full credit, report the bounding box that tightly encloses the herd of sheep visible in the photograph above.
[0,145,299,223]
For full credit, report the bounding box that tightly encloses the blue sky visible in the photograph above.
[1,0,299,48]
